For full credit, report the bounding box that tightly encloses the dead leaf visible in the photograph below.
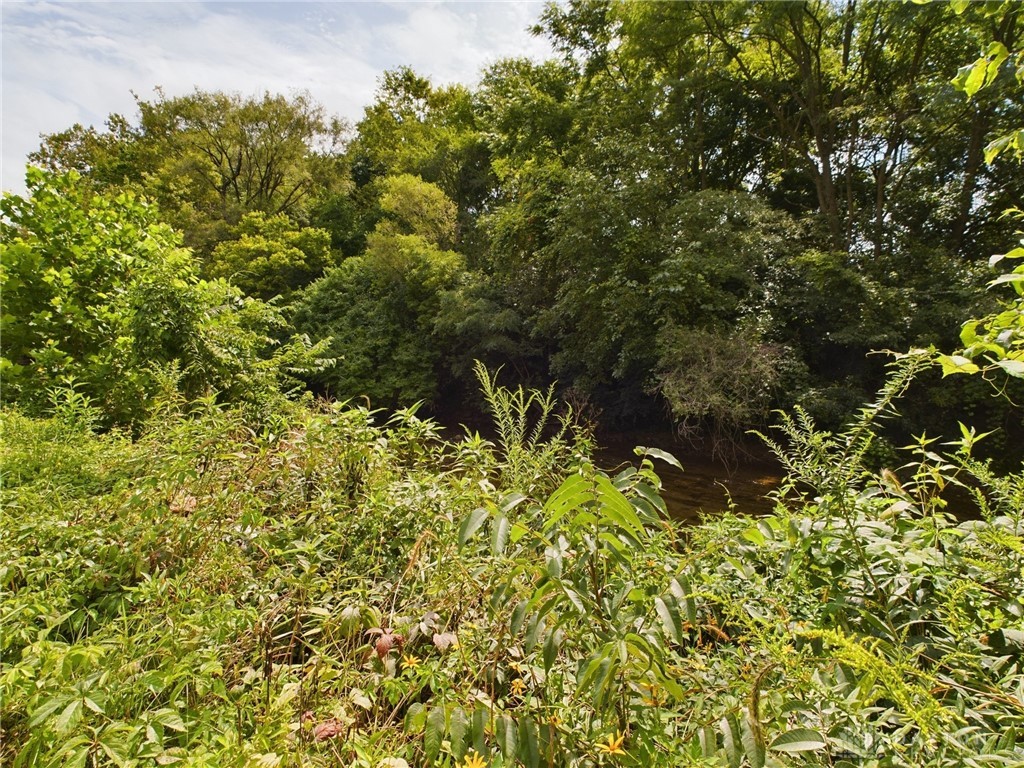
[433,631,458,651]
[313,719,346,741]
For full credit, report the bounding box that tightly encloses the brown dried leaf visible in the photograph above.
[313,718,346,741]
[375,635,394,659]
[169,495,197,515]
[432,631,458,651]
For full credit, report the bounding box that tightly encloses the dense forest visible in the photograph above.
[2,1,1024,766]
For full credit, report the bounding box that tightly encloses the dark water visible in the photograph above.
[432,404,784,524]
[594,431,783,523]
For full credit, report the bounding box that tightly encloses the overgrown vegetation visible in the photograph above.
[2,2,1024,766]
[2,362,1023,767]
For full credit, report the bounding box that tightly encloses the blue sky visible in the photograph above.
[1,1,553,194]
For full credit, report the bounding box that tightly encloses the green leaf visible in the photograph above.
[543,474,594,531]
[591,656,617,710]
[543,627,563,672]
[424,706,446,764]
[491,513,510,556]
[510,600,529,636]
[963,60,988,98]
[637,446,684,472]
[155,708,186,732]
[405,703,426,733]
[510,522,531,544]
[501,492,528,513]
[741,713,765,768]
[449,707,470,761]
[594,474,645,541]
[524,613,544,653]
[654,596,683,644]
[671,576,698,623]
[459,507,490,546]
[82,697,104,715]
[55,699,83,735]
[561,585,586,613]
[989,272,1024,287]
[496,715,518,758]
[545,545,562,578]
[471,705,489,755]
[769,728,827,753]
[28,697,68,728]
[518,717,541,768]
[721,714,742,768]
[937,354,980,377]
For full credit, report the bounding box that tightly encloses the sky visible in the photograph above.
[1,1,554,195]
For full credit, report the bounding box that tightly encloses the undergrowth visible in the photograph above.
[1,362,1023,767]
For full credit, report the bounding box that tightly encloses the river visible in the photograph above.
[593,430,783,523]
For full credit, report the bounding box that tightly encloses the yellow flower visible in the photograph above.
[461,750,487,768]
[596,730,627,756]
[547,713,562,727]
[510,678,526,696]
[639,682,665,707]
[401,653,420,670]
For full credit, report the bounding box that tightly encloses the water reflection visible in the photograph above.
[595,432,783,523]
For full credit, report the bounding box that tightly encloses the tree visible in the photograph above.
[373,174,458,249]
[206,212,334,300]
[292,233,465,406]
[32,89,350,257]
[352,68,493,257]
[0,169,329,425]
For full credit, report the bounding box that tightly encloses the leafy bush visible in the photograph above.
[3,361,1023,766]
[1,169,332,427]
[293,233,465,406]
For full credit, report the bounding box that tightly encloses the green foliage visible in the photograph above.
[4,362,1022,766]
[1,168,332,426]
[1,168,197,423]
[292,233,465,406]
[939,236,1024,381]
[374,174,458,249]
[653,324,799,461]
[473,361,590,494]
[32,88,350,256]
[937,3,1024,389]
[206,211,335,300]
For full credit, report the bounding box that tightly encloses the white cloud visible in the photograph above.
[1,1,553,194]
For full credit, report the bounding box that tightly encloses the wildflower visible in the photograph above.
[401,653,420,671]
[596,730,627,756]
[639,682,665,706]
[510,678,526,696]
[547,713,562,727]
[461,750,487,768]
